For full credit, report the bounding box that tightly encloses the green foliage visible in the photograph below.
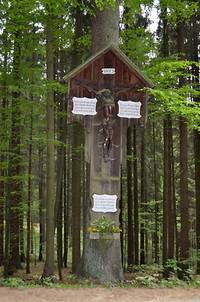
[120,0,157,67]
[0,277,26,288]
[120,28,157,67]
[40,276,58,286]
[123,0,154,12]
[160,0,198,24]
[146,58,200,129]
[94,0,116,10]
[88,216,121,233]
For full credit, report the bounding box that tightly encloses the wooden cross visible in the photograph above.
[74,79,142,161]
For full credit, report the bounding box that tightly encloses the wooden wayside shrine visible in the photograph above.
[64,44,153,282]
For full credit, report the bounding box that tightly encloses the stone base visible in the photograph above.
[89,232,120,240]
[82,234,123,283]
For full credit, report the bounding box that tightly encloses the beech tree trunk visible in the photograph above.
[91,2,119,54]
[82,1,123,282]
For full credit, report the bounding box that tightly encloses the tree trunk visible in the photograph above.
[163,118,168,270]
[152,122,159,264]
[160,6,176,277]
[71,123,82,274]
[127,126,134,266]
[163,116,175,277]
[39,147,45,262]
[177,21,190,279]
[63,136,70,268]
[0,32,8,265]
[190,5,200,274]
[0,122,5,266]
[91,1,119,54]
[140,128,146,265]
[133,125,139,265]
[119,168,124,267]
[43,14,55,277]
[26,106,33,274]
[167,117,175,262]
[70,8,85,276]
[6,30,22,275]
[82,1,123,282]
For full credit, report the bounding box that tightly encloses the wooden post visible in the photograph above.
[82,93,124,282]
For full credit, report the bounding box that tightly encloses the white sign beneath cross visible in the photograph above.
[92,194,117,213]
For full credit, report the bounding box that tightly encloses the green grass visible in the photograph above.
[1,263,200,289]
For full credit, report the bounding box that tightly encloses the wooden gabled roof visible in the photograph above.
[63,44,154,88]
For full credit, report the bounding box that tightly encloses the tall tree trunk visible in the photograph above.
[127,126,134,266]
[152,122,159,264]
[133,125,139,265]
[26,106,33,274]
[177,21,190,279]
[63,135,70,268]
[55,92,67,280]
[0,110,5,265]
[119,168,124,267]
[70,8,84,275]
[190,4,200,274]
[140,128,146,265]
[5,30,22,275]
[91,1,119,54]
[163,116,175,276]
[163,118,169,270]
[167,118,175,262]
[82,1,123,282]
[0,29,8,265]
[43,13,55,277]
[160,5,175,277]
[54,50,68,279]
[71,123,82,274]
[39,147,45,262]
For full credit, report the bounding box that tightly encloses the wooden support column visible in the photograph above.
[82,98,124,282]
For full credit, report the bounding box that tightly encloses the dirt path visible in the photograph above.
[0,287,200,302]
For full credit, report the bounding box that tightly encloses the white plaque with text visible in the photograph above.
[117,101,142,118]
[102,68,116,75]
[72,97,97,115]
[92,194,117,213]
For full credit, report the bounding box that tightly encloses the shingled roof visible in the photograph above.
[63,44,154,88]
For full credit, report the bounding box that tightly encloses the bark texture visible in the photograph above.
[82,1,123,282]
[43,15,55,277]
[92,2,119,54]
[177,21,190,279]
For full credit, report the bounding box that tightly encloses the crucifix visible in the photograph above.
[73,78,143,161]
[64,45,153,282]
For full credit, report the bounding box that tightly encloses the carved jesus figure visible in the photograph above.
[96,89,116,160]
[74,78,140,161]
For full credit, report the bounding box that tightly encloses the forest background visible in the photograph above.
[0,0,200,286]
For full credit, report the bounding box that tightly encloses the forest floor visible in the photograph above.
[0,287,200,302]
[1,264,200,301]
